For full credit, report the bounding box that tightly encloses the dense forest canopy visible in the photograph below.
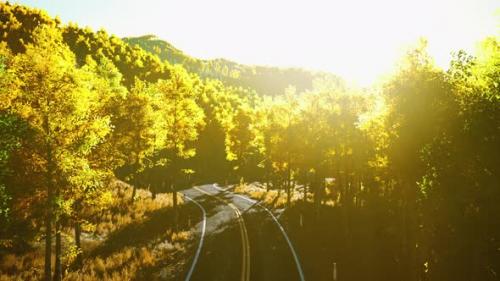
[0,2,499,281]
[0,2,170,88]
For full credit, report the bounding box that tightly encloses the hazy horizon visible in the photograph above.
[10,0,500,85]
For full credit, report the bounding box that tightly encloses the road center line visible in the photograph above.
[194,186,251,281]
[182,194,207,281]
[211,184,306,281]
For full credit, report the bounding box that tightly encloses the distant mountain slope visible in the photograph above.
[0,1,343,96]
[123,35,344,95]
[0,2,169,88]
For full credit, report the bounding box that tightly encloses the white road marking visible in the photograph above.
[183,194,207,281]
[211,184,306,281]
[194,186,251,281]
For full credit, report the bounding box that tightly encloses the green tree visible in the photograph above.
[156,65,204,209]
[192,79,233,183]
[6,27,111,281]
[257,89,301,205]
[381,40,459,280]
[120,79,165,201]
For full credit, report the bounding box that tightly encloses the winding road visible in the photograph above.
[180,184,305,281]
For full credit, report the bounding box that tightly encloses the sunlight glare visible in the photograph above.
[14,0,499,86]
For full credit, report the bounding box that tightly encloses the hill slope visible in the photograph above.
[123,35,344,95]
[0,2,169,88]
[0,1,343,96]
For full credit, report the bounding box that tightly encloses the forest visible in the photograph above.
[122,35,343,96]
[0,2,499,281]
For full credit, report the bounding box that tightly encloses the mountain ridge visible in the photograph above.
[123,34,344,95]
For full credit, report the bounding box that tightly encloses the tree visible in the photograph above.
[191,79,233,183]
[381,39,459,280]
[0,45,26,244]
[119,79,165,201]
[156,65,204,209]
[6,26,112,281]
[257,88,301,205]
[66,56,128,267]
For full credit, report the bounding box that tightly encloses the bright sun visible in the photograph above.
[14,0,500,86]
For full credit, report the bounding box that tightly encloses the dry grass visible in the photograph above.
[234,182,304,209]
[0,251,43,280]
[94,182,184,236]
[63,243,186,281]
[0,181,191,281]
[170,230,190,243]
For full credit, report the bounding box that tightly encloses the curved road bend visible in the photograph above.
[194,186,251,281]
[212,184,306,281]
[180,184,250,281]
[181,184,305,281]
[181,194,207,281]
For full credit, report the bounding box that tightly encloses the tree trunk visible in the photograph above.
[265,169,271,192]
[131,177,137,202]
[74,221,82,267]
[173,188,178,209]
[312,175,321,220]
[54,221,62,281]
[286,185,291,207]
[172,183,178,230]
[286,161,292,207]
[44,113,53,281]
[44,205,52,281]
[303,184,308,203]
[400,178,418,281]
[407,181,417,281]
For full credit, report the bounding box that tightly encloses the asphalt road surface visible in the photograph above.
[179,184,305,281]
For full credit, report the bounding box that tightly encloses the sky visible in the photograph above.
[12,0,499,85]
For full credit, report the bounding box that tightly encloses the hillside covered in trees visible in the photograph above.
[0,2,499,281]
[123,35,344,96]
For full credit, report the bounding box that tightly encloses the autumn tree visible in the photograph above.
[156,65,204,209]
[5,27,112,281]
[191,79,233,183]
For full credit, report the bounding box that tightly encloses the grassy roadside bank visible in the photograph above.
[0,182,198,281]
